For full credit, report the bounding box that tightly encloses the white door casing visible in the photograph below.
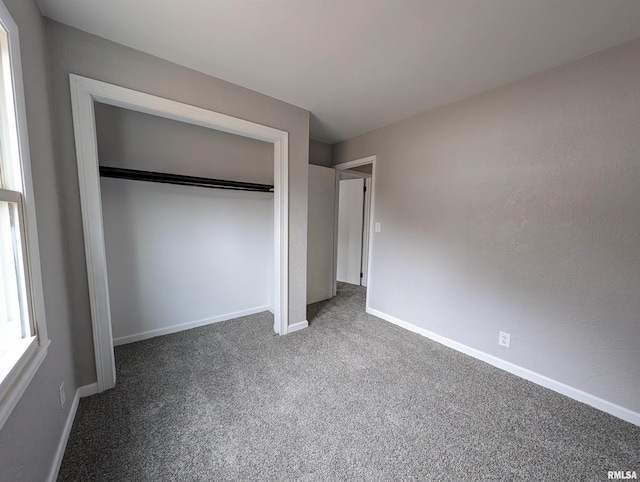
[69,74,289,392]
[333,156,376,308]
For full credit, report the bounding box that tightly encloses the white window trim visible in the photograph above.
[0,0,50,431]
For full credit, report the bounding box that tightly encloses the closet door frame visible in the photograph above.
[69,74,289,393]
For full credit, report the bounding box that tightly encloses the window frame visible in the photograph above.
[0,0,50,431]
[0,188,32,340]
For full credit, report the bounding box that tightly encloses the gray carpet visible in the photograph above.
[58,283,640,481]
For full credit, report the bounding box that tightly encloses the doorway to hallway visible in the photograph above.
[334,158,374,299]
[336,174,370,287]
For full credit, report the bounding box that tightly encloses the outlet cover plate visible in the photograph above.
[498,331,511,348]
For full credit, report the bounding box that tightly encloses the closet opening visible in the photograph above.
[94,103,274,349]
[70,75,289,393]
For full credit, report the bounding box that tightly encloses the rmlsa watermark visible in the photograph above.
[608,471,638,480]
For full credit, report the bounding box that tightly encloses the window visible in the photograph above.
[0,190,32,359]
[0,1,49,430]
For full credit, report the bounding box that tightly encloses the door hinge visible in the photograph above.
[363,185,367,192]
[360,272,363,278]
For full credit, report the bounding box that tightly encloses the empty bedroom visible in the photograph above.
[0,1,638,481]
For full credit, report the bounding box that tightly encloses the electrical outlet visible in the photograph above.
[498,331,511,348]
[375,222,381,232]
[59,381,66,409]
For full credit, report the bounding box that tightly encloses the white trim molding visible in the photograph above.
[287,320,309,334]
[69,74,290,393]
[112,306,272,346]
[0,342,49,430]
[77,383,98,398]
[47,383,98,482]
[47,390,79,482]
[367,306,640,427]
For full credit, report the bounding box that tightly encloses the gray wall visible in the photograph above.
[309,139,333,167]
[0,1,77,481]
[334,38,640,413]
[95,103,274,183]
[46,20,310,386]
[101,179,274,343]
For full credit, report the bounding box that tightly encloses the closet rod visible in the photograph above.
[99,166,274,192]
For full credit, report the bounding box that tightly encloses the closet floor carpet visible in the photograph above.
[58,283,640,481]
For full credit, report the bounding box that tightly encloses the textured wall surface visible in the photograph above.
[334,38,640,413]
[46,21,309,386]
[309,139,333,167]
[0,1,77,481]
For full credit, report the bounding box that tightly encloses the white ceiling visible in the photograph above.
[36,0,640,143]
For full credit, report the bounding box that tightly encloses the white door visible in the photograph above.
[361,177,371,287]
[337,178,364,285]
[307,165,336,304]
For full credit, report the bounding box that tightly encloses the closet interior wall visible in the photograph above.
[95,103,274,345]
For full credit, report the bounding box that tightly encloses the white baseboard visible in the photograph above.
[287,320,308,334]
[77,382,98,398]
[113,306,271,346]
[366,306,640,427]
[47,383,97,482]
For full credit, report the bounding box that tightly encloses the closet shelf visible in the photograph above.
[99,166,274,193]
